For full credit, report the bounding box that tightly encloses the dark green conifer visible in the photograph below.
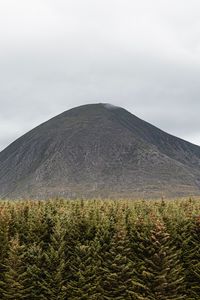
[184,216,200,299]
[67,238,101,300]
[38,219,67,300]
[24,243,45,299]
[99,227,135,299]
[0,210,10,299]
[0,235,30,300]
[132,220,186,300]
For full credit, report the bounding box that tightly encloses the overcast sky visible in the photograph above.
[1,0,200,151]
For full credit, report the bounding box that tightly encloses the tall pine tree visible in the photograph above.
[131,220,186,300]
[99,226,135,299]
[66,238,101,300]
[37,218,67,300]
[0,235,30,300]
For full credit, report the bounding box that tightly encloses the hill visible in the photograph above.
[1,103,200,198]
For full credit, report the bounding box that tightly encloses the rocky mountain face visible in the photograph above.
[1,103,200,199]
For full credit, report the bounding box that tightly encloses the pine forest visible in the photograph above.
[0,198,199,300]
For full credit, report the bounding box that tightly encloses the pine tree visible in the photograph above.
[184,216,200,299]
[63,206,99,288]
[190,263,200,300]
[66,238,101,300]
[63,217,85,285]
[128,218,153,299]
[99,227,135,299]
[132,220,186,300]
[37,219,67,300]
[0,209,10,299]
[0,235,30,300]
[24,243,45,299]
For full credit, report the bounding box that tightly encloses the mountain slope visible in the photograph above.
[1,103,200,199]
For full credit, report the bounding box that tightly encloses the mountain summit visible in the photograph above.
[1,103,200,199]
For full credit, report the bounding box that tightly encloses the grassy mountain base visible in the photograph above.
[0,198,199,299]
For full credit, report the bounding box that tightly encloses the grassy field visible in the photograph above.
[0,198,199,299]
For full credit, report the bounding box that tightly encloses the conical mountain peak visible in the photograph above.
[1,103,200,199]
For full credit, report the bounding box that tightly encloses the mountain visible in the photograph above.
[1,103,200,199]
